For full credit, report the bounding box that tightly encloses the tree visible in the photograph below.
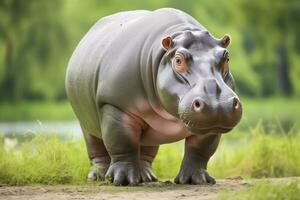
[0,0,68,101]
[240,0,300,96]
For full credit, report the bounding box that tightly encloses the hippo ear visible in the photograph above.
[161,36,173,51]
[221,34,231,48]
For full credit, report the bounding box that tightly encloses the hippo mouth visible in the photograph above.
[184,124,232,134]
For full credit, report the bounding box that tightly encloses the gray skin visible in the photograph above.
[66,8,242,186]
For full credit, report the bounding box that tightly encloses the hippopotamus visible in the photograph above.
[66,8,242,186]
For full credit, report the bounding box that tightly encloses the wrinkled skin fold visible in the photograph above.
[66,8,242,186]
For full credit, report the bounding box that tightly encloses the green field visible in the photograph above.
[0,124,299,185]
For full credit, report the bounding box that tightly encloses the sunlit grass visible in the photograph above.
[209,125,300,179]
[0,135,89,185]
[218,180,300,200]
[154,124,300,180]
[152,141,183,179]
[0,124,299,185]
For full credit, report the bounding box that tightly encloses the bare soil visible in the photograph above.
[0,177,295,200]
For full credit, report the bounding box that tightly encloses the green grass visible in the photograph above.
[0,135,89,185]
[0,125,299,185]
[209,124,300,179]
[154,124,300,180]
[218,180,300,200]
[152,141,183,179]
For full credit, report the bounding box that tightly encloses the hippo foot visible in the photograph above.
[87,162,109,181]
[174,168,216,185]
[140,161,157,183]
[105,161,140,186]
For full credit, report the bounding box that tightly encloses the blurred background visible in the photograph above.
[0,0,300,186]
[0,0,299,138]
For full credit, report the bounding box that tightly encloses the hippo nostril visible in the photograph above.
[195,101,200,108]
[233,97,240,110]
[192,99,204,112]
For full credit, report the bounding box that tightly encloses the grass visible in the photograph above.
[218,180,300,200]
[153,124,300,180]
[0,124,299,185]
[209,124,300,179]
[0,134,89,185]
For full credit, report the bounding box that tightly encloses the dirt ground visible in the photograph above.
[0,177,296,200]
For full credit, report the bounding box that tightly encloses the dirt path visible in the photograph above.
[2,177,298,200]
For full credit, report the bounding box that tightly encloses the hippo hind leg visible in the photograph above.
[140,146,159,182]
[100,104,143,186]
[82,127,111,181]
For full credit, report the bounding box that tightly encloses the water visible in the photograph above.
[0,117,297,140]
[0,121,82,138]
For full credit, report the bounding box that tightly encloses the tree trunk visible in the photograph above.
[2,33,16,101]
[276,43,293,96]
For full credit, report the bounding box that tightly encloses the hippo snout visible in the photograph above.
[178,81,242,134]
[192,96,240,114]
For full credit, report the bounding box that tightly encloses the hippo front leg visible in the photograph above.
[100,104,142,186]
[175,133,221,184]
[140,146,159,182]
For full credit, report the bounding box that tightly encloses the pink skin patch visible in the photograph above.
[121,113,143,146]
[126,100,192,146]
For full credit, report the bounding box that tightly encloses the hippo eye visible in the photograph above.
[175,57,182,65]
[174,54,188,73]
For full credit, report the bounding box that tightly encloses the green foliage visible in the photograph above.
[0,0,69,101]
[238,0,300,96]
[1,0,300,101]
[218,180,300,200]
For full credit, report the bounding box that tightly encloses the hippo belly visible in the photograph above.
[138,105,192,145]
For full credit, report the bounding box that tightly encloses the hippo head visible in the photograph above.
[156,30,242,134]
